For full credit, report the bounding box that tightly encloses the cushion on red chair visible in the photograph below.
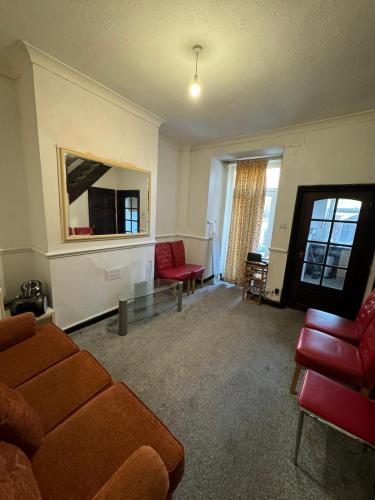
[356,289,375,336]
[359,320,375,390]
[158,267,191,281]
[304,309,359,344]
[299,370,375,446]
[170,241,185,267]
[295,327,363,387]
[155,243,174,274]
[184,264,205,278]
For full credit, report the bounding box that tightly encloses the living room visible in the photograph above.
[0,1,375,499]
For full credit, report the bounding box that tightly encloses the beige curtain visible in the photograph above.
[224,159,267,285]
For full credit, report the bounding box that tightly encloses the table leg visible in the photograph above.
[119,299,128,336]
[177,282,183,312]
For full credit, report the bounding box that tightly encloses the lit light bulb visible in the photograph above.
[190,79,201,97]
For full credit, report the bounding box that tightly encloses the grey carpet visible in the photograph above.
[72,282,374,500]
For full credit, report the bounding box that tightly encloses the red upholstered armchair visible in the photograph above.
[154,243,192,293]
[294,369,375,497]
[304,288,375,346]
[170,240,205,293]
[290,318,375,396]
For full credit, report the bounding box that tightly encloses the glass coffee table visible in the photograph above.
[118,279,183,335]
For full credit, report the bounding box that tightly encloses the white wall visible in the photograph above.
[0,74,35,299]
[156,138,181,237]
[0,42,162,327]
[30,61,160,327]
[184,112,375,300]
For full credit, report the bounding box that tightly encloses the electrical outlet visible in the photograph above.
[106,267,121,281]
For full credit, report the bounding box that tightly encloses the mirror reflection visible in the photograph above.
[59,149,150,240]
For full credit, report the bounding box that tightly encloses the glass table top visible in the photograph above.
[119,279,182,302]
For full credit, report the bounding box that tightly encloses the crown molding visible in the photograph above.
[1,40,164,128]
[190,109,375,152]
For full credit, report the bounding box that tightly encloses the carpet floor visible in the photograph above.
[72,282,373,500]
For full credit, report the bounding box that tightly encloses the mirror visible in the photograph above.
[58,148,150,241]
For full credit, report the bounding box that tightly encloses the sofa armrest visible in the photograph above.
[0,313,37,352]
[92,446,169,500]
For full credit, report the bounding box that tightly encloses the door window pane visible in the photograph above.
[125,209,131,219]
[312,198,335,220]
[131,210,138,221]
[308,220,331,242]
[322,267,347,290]
[331,222,357,245]
[327,245,351,268]
[131,197,138,208]
[335,199,361,222]
[125,221,131,232]
[304,242,327,264]
[301,263,323,285]
[125,198,131,208]
[131,222,138,233]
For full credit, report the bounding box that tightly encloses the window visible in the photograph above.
[257,161,281,259]
[116,190,140,234]
[124,196,139,233]
[300,198,361,290]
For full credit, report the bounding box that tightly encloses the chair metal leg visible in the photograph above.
[191,278,195,294]
[294,411,305,466]
[186,279,190,296]
[200,276,204,288]
[290,364,302,394]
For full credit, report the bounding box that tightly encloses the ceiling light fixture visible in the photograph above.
[189,45,203,98]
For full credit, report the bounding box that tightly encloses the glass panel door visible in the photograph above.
[300,198,362,290]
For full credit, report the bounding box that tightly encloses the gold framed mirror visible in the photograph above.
[57,147,151,242]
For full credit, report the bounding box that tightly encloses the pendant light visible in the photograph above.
[189,45,203,97]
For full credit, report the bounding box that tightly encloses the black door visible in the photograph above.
[88,187,117,234]
[117,190,140,234]
[283,185,375,319]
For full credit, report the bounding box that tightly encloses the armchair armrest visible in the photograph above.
[0,313,37,351]
[92,446,169,500]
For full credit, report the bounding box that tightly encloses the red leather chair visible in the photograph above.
[170,240,205,293]
[290,319,375,395]
[154,243,192,293]
[294,370,375,497]
[304,289,375,345]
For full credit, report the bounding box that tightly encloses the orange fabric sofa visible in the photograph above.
[0,313,184,500]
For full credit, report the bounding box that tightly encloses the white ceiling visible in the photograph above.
[1,0,375,145]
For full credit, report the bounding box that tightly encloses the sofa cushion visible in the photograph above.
[0,441,42,500]
[32,382,184,500]
[0,382,43,456]
[17,351,112,433]
[0,312,37,352]
[0,323,79,388]
[92,446,169,500]
[158,266,191,281]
